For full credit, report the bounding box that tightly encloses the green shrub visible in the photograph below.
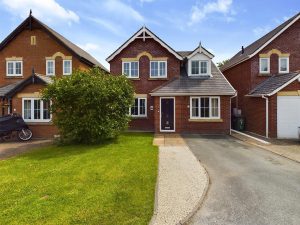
[42,68,134,144]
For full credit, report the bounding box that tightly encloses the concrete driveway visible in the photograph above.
[183,135,300,225]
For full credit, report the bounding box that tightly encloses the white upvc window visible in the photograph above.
[22,98,51,122]
[63,60,72,75]
[129,98,147,117]
[6,61,23,76]
[259,58,270,74]
[46,60,55,76]
[279,57,289,73]
[190,97,220,119]
[150,61,167,78]
[191,60,209,76]
[122,61,139,78]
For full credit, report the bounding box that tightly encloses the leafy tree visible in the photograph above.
[217,59,229,68]
[42,68,134,144]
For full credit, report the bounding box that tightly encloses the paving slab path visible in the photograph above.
[150,134,208,225]
[184,134,300,225]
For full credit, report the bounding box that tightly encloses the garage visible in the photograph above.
[277,96,300,139]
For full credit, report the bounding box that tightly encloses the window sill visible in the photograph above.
[258,73,271,76]
[148,78,168,80]
[26,121,53,125]
[6,76,24,79]
[128,78,140,80]
[131,116,148,119]
[188,118,223,122]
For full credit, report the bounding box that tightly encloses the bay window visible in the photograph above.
[22,98,51,122]
[190,97,220,119]
[150,61,167,78]
[129,98,147,117]
[122,61,139,78]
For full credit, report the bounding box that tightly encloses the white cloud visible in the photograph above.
[140,0,155,3]
[87,17,124,36]
[253,26,271,37]
[103,0,144,22]
[78,43,100,52]
[189,0,233,25]
[0,0,79,25]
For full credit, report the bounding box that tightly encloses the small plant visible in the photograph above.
[42,68,134,144]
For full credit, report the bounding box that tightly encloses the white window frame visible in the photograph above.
[259,57,270,74]
[190,60,209,76]
[22,98,52,123]
[190,96,220,119]
[6,60,23,76]
[122,61,139,78]
[63,60,72,75]
[129,97,147,117]
[278,57,289,73]
[46,60,55,76]
[150,60,167,78]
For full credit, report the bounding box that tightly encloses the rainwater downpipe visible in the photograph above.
[262,95,269,138]
[230,92,238,135]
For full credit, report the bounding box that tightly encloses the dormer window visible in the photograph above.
[259,58,270,74]
[150,61,167,78]
[279,57,289,73]
[122,61,139,78]
[191,60,209,76]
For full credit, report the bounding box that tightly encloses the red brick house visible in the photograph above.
[107,27,236,134]
[0,13,107,138]
[221,12,300,139]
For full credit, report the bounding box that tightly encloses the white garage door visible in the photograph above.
[277,96,300,139]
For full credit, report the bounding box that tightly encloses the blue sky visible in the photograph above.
[0,0,299,69]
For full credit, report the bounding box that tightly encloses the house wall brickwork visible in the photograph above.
[0,20,93,138]
[110,38,181,132]
[223,18,300,138]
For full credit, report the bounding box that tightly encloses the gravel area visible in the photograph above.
[150,144,208,225]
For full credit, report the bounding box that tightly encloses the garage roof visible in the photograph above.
[247,72,300,97]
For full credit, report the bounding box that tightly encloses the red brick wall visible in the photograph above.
[153,96,231,134]
[223,18,300,137]
[110,38,181,132]
[0,20,90,87]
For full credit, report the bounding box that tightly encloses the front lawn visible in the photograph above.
[0,133,158,225]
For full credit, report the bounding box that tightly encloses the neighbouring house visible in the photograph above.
[0,13,107,138]
[221,12,300,139]
[107,27,235,134]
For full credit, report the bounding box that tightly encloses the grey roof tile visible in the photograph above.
[248,72,300,96]
[0,81,23,97]
[151,63,236,96]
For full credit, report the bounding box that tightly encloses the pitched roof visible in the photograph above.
[150,63,236,96]
[0,14,108,72]
[177,45,214,59]
[221,12,300,72]
[106,26,183,62]
[0,73,51,98]
[247,72,300,97]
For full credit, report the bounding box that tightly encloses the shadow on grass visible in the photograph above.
[16,132,153,161]
[16,138,118,161]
